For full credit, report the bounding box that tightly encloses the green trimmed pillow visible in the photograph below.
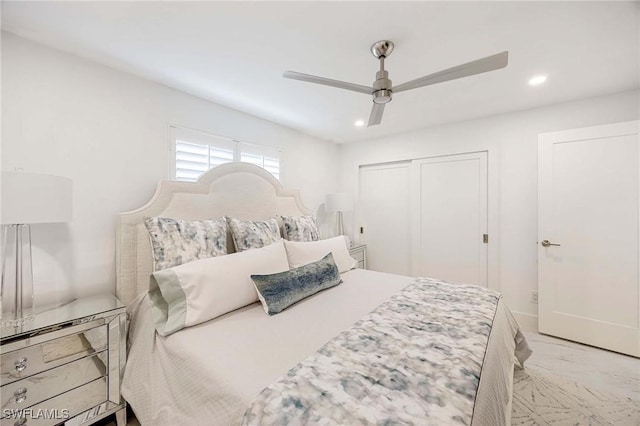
[149,240,289,336]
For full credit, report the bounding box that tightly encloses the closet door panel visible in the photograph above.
[359,162,411,275]
[411,152,488,287]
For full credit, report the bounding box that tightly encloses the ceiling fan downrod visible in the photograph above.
[371,40,394,105]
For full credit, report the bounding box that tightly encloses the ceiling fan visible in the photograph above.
[283,41,508,127]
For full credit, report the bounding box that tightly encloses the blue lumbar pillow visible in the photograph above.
[251,253,342,315]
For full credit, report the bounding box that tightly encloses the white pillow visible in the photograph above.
[284,236,357,273]
[149,240,289,336]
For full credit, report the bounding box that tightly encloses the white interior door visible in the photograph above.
[538,121,640,357]
[359,162,411,275]
[411,152,488,286]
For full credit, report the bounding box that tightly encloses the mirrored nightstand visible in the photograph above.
[1,295,127,426]
[349,244,367,269]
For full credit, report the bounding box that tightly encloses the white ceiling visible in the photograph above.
[2,1,638,143]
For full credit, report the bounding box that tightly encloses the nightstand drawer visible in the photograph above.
[350,250,365,262]
[349,245,367,269]
[1,325,107,385]
[1,376,107,426]
[1,352,107,415]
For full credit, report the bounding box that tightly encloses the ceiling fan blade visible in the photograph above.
[283,71,373,95]
[368,103,385,127]
[393,51,509,93]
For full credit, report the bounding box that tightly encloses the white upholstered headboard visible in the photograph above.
[116,162,311,305]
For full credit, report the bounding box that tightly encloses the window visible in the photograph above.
[175,140,235,182]
[170,126,281,182]
[239,142,280,180]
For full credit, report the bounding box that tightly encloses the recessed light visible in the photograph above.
[354,120,365,127]
[529,75,547,86]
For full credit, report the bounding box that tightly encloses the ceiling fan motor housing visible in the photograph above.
[372,70,392,104]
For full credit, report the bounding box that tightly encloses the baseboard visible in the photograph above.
[512,311,538,333]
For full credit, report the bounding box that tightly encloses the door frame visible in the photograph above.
[356,149,499,291]
[538,120,640,356]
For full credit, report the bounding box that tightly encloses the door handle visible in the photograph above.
[541,240,561,247]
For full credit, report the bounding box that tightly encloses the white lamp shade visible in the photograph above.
[325,192,354,213]
[1,172,73,224]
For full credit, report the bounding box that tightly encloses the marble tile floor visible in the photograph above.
[524,331,640,401]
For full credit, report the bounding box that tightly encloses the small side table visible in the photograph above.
[349,244,368,270]
[1,294,127,426]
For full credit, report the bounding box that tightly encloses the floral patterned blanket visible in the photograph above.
[242,277,502,425]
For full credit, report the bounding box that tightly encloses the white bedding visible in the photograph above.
[122,269,529,425]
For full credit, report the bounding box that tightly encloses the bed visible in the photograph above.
[116,163,531,425]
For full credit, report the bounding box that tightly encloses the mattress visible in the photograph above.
[122,269,530,425]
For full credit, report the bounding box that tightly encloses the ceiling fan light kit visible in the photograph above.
[284,40,509,127]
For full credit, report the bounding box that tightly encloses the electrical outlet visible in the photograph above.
[530,291,538,304]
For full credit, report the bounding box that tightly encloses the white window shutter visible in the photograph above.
[175,141,211,182]
[239,142,281,180]
[171,126,280,181]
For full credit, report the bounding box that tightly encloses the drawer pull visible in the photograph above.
[13,387,27,403]
[14,357,27,372]
[14,418,27,426]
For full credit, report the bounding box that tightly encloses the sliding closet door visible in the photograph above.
[359,162,411,275]
[538,121,639,357]
[411,152,488,286]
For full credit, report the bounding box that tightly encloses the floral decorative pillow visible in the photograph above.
[144,217,228,271]
[227,217,281,252]
[281,215,320,242]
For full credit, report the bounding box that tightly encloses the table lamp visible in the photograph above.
[325,192,354,241]
[1,172,73,327]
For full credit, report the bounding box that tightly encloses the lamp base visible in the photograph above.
[337,211,344,236]
[336,211,353,248]
[1,224,35,328]
[1,315,35,328]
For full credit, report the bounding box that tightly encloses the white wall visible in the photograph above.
[4,30,638,327]
[1,33,339,304]
[338,89,640,326]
